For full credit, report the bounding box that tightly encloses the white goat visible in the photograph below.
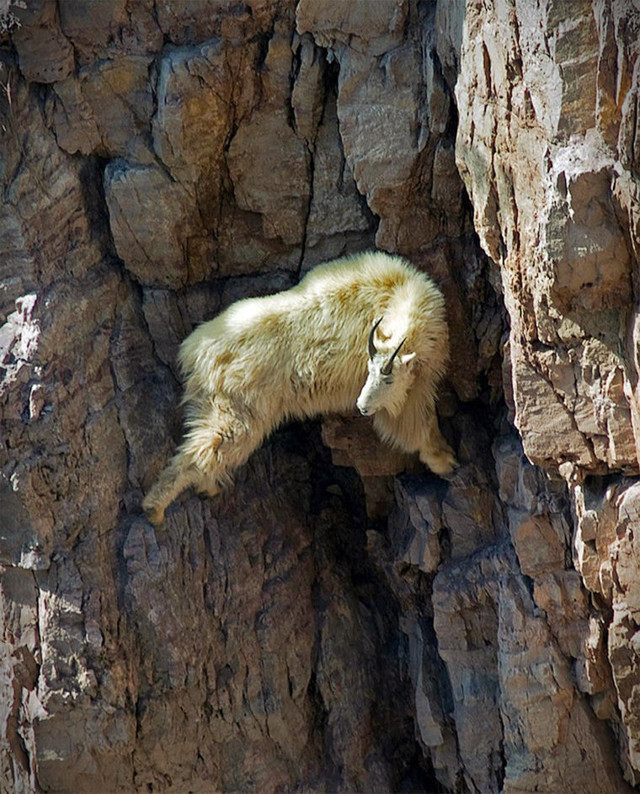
[143,251,456,524]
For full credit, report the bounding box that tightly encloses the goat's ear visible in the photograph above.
[400,351,417,368]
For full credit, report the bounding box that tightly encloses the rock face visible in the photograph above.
[0,1,639,792]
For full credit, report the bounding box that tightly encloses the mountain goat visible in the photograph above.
[143,251,456,525]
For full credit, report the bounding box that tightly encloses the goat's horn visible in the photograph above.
[382,338,406,376]
[368,317,384,359]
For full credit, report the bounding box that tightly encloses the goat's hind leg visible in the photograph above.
[143,397,263,524]
[143,431,230,525]
[148,423,234,519]
[142,449,200,526]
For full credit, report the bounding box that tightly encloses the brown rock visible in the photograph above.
[152,39,258,209]
[571,479,640,779]
[389,476,443,574]
[12,0,74,83]
[321,414,410,478]
[104,160,212,288]
[296,0,408,55]
[291,33,326,146]
[303,94,374,263]
[456,0,640,476]
[227,109,311,246]
[434,545,631,793]
[49,57,154,160]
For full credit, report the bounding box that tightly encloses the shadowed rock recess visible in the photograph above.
[0,0,639,791]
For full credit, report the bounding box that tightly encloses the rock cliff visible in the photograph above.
[0,0,639,792]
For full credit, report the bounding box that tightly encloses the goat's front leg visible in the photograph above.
[418,411,456,475]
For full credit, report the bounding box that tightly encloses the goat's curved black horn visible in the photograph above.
[368,317,384,359]
[382,338,407,376]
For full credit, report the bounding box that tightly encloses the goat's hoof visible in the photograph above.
[142,498,165,527]
[420,448,457,476]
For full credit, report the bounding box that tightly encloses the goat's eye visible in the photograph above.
[383,377,394,385]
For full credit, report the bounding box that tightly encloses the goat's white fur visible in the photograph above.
[143,251,456,525]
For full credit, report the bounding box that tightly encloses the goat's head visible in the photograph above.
[356,317,417,417]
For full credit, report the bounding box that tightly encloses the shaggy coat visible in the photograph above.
[143,251,455,524]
